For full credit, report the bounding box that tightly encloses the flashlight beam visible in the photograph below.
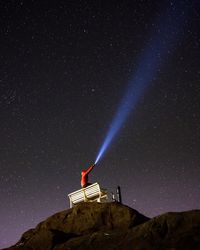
[95,1,194,164]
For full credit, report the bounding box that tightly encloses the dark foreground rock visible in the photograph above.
[5,202,200,250]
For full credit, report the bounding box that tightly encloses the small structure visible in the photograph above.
[68,182,108,208]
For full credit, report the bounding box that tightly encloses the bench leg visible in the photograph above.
[82,188,89,202]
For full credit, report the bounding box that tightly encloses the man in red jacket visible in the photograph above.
[81,163,95,188]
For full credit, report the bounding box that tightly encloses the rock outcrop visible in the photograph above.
[5,202,200,250]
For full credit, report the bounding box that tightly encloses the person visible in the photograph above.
[81,163,95,188]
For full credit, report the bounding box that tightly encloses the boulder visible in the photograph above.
[5,202,200,250]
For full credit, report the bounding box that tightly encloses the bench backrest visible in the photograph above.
[68,182,103,207]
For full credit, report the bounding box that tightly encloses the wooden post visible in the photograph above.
[116,186,122,203]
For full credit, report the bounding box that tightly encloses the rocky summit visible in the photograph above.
[5,202,200,250]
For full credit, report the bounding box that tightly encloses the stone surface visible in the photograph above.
[5,202,200,250]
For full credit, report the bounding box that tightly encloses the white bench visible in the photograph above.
[68,182,108,208]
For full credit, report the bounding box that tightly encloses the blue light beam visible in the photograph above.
[95,2,192,164]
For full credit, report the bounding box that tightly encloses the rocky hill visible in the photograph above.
[5,202,200,250]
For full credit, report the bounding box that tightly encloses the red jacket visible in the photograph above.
[81,165,94,187]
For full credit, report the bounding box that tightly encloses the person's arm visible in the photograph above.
[85,164,95,175]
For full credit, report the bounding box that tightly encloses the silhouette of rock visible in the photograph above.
[5,202,200,250]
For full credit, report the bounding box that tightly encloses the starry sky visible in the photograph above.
[0,0,200,248]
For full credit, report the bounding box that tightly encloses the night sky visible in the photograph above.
[1,0,200,248]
